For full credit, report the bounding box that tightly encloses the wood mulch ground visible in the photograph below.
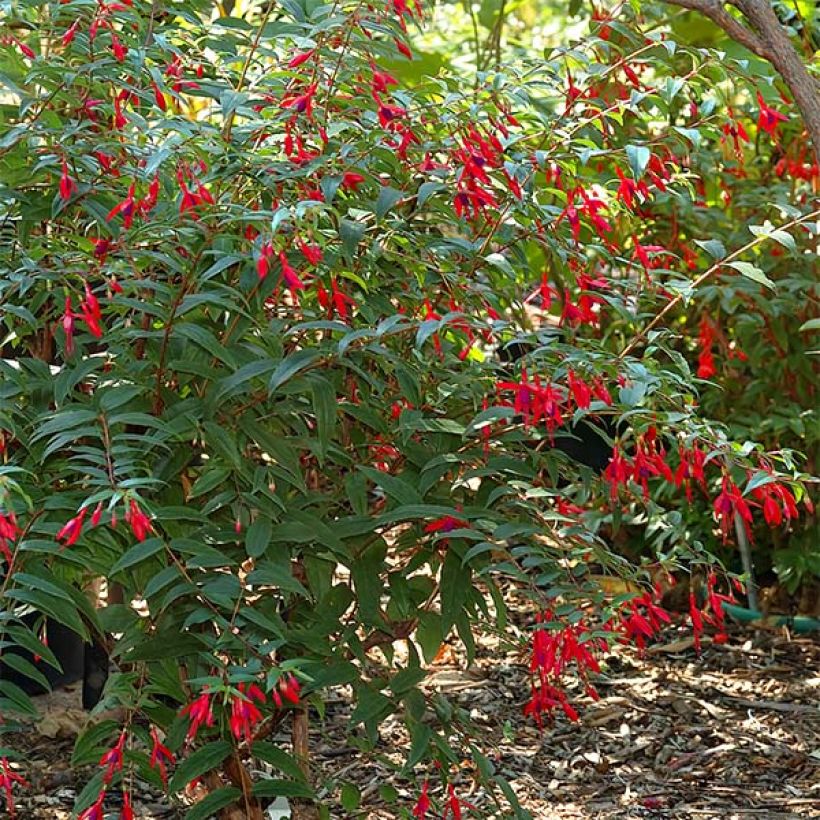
[6,619,819,819]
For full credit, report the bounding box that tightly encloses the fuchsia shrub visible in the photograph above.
[0,0,817,816]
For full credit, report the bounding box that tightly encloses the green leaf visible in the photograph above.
[625,144,651,178]
[186,788,243,820]
[440,549,471,634]
[375,186,405,219]
[269,349,322,393]
[308,375,337,459]
[694,239,725,259]
[341,782,361,812]
[169,741,232,792]
[725,261,776,291]
[252,743,306,781]
[110,537,165,575]
[359,466,422,506]
[251,779,314,798]
[748,224,795,251]
[798,318,820,332]
[245,517,273,559]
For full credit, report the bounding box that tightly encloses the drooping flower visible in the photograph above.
[79,283,104,339]
[62,297,76,356]
[99,731,127,785]
[229,682,266,744]
[106,183,137,228]
[279,251,305,291]
[696,316,716,379]
[756,91,788,137]
[0,757,28,818]
[286,49,315,70]
[125,499,152,541]
[59,160,77,200]
[180,690,215,743]
[149,727,175,788]
[712,477,753,542]
[412,780,431,819]
[56,507,88,547]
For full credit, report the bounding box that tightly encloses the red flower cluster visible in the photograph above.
[230,682,266,744]
[603,429,672,501]
[0,510,20,566]
[149,727,175,787]
[497,367,610,437]
[180,689,215,743]
[696,315,716,379]
[79,731,130,820]
[712,477,753,541]
[0,757,28,819]
[752,480,799,527]
[524,611,604,727]
[690,572,738,649]
[618,589,671,653]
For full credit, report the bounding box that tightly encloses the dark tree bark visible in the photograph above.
[662,0,820,164]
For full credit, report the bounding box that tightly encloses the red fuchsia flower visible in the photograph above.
[614,167,649,210]
[374,94,406,129]
[298,239,322,266]
[674,443,707,502]
[286,49,315,70]
[563,71,584,114]
[56,507,88,547]
[756,91,788,137]
[341,171,366,191]
[80,283,104,339]
[121,790,134,820]
[279,251,305,292]
[316,277,356,321]
[703,572,736,643]
[281,82,318,118]
[591,377,612,405]
[62,297,76,355]
[721,107,750,160]
[696,316,716,379]
[0,511,19,565]
[180,690,215,743]
[566,369,591,410]
[100,731,126,785]
[443,784,476,819]
[149,727,175,788]
[753,481,799,527]
[0,757,28,818]
[229,682,266,744]
[603,445,632,500]
[125,499,152,541]
[257,243,273,280]
[59,160,77,200]
[370,63,399,94]
[689,591,704,652]
[271,673,301,708]
[90,502,104,527]
[412,780,431,819]
[525,611,604,726]
[106,183,137,228]
[79,794,106,820]
[619,591,671,653]
[424,513,466,537]
[524,681,579,726]
[152,81,167,111]
[394,36,413,60]
[111,34,127,62]
[712,477,753,542]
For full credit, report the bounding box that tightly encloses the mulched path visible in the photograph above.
[5,621,818,819]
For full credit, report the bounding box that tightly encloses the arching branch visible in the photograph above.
[661,0,820,163]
